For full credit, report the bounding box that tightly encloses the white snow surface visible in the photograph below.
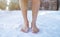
[0,10,60,37]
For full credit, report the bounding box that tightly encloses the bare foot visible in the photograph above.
[32,27,39,33]
[21,22,29,33]
[21,26,29,33]
[31,23,39,33]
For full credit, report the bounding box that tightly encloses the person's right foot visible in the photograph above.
[21,21,29,33]
[21,26,29,33]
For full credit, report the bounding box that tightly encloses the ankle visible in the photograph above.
[31,22,36,28]
[23,21,29,27]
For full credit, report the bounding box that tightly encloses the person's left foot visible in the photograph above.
[32,27,39,33]
[31,23,39,33]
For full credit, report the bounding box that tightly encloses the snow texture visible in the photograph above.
[0,10,60,37]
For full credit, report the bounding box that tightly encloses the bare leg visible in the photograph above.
[19,0,29,32]
[31,0,40,33]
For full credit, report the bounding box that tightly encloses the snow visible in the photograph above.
[0,10,60,37]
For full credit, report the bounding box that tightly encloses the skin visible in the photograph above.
[19,0,40,33]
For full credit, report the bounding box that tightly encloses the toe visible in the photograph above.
[32,28,39,33]
[21,27,29,33]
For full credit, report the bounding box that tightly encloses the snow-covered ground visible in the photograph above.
[0,10,60,37]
